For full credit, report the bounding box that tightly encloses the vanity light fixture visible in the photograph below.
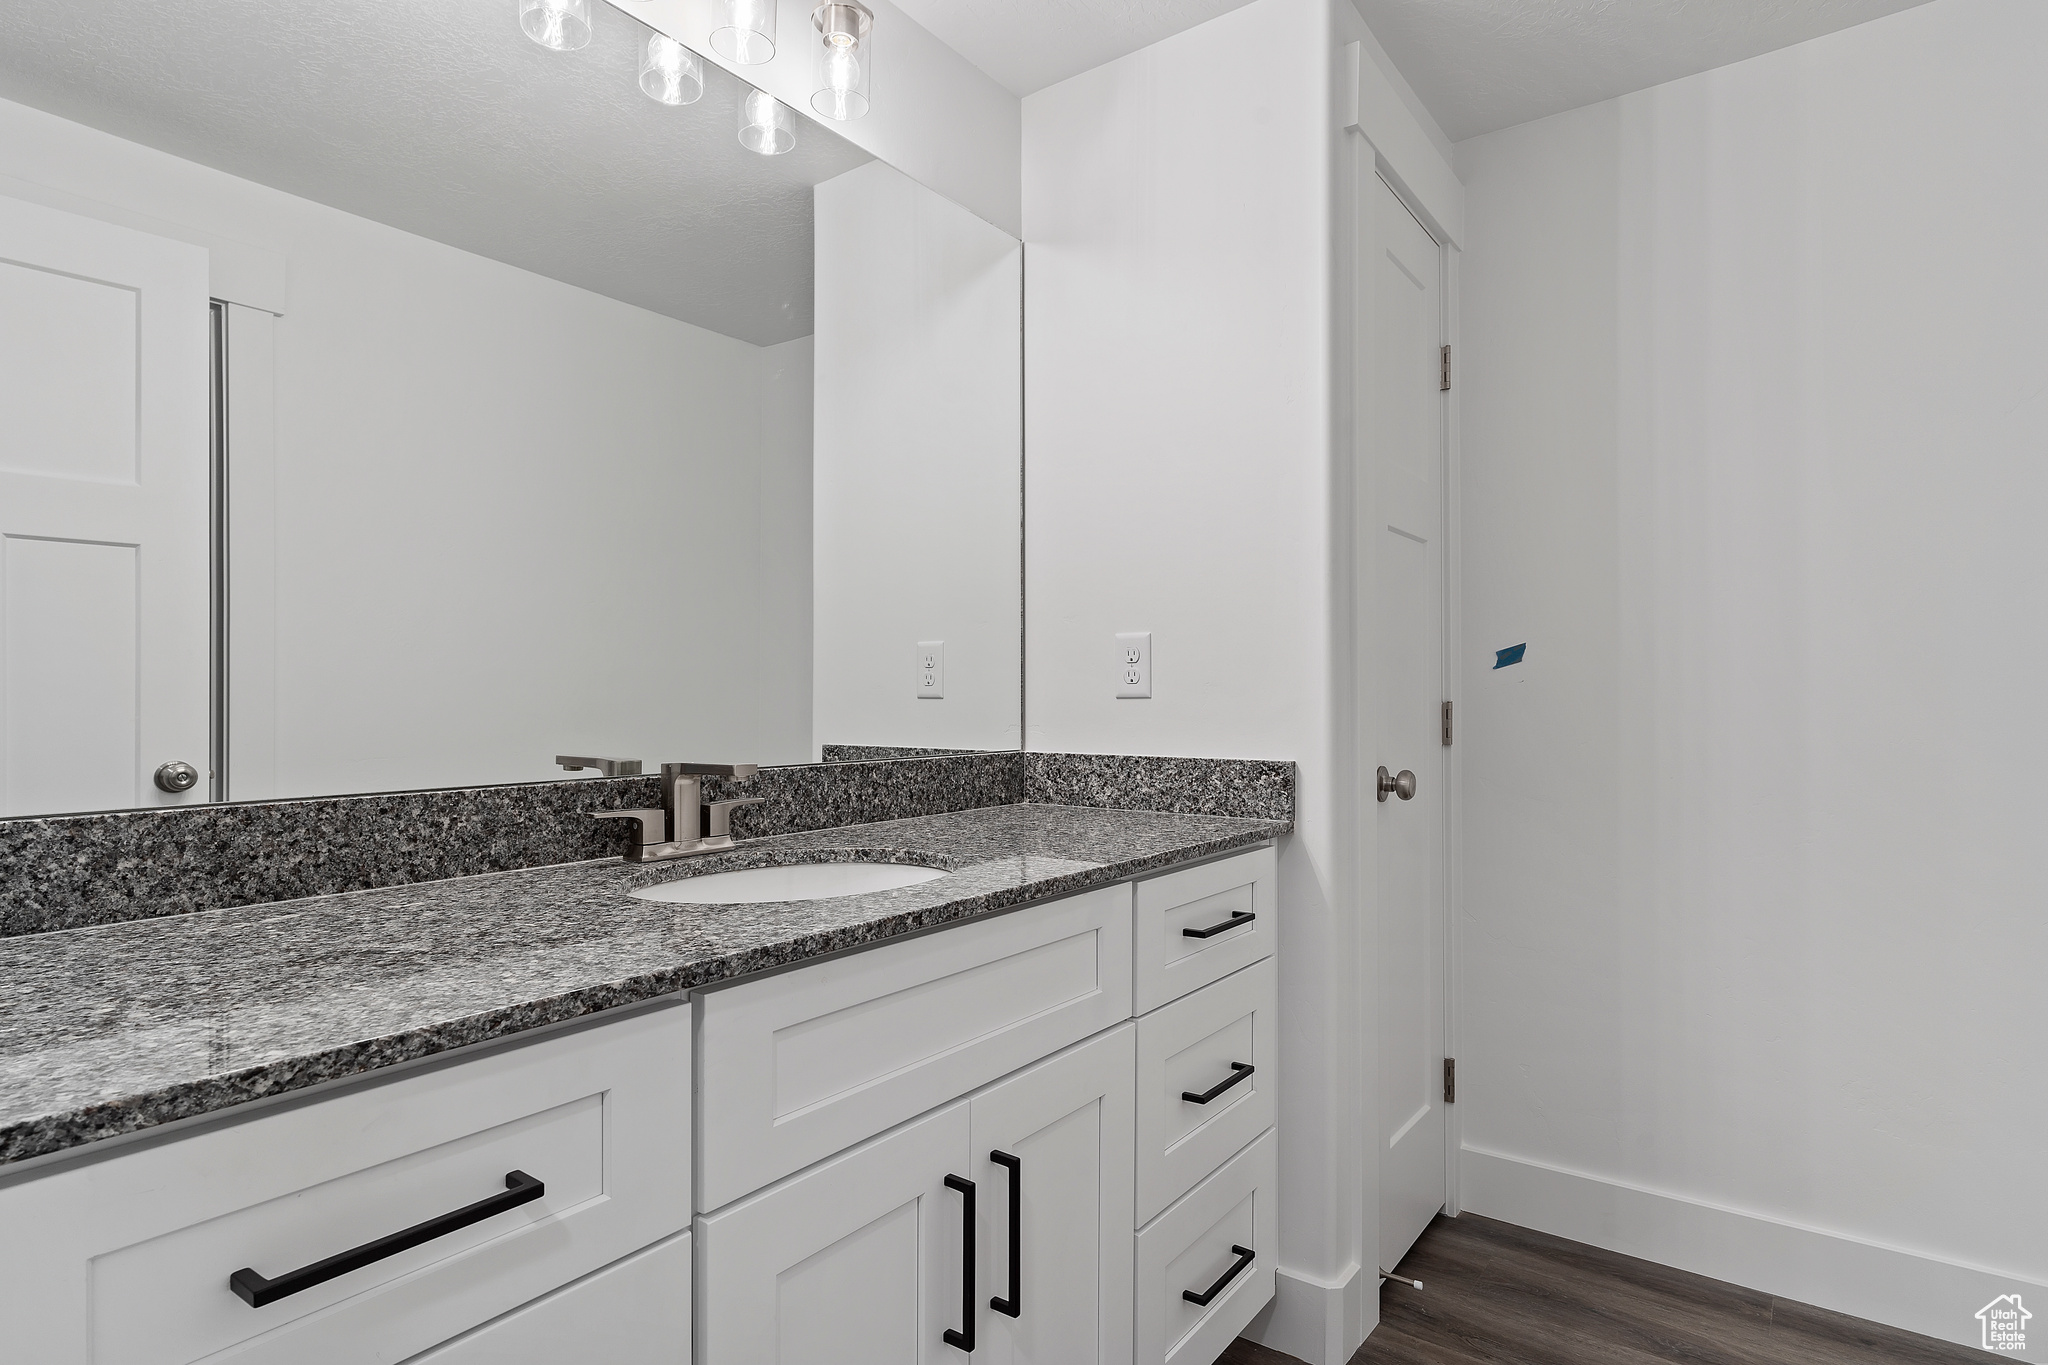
[739,89,796,154]
[640,33,705,105]
[519,0,592,52]
[712,0,777,64]
[810,1,873,121]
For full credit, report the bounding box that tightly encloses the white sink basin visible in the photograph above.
[630,861,947,905]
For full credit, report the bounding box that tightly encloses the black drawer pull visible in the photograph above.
[1183,1062,1255,1105]
[943,1173,976,1352]
[228,1170,545,1308]
[1183,1244,1256,1306]
[991,1151,1021,1318]
[1183,911,1255,939]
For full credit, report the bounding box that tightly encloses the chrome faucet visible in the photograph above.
[594,761,765,863]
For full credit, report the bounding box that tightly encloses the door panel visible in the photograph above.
[0,257,140,483]
[3,537,138,814]
[969,1026,1136,1365]
[695,1102,971,1365]
[0,195,210,815]
[1370,173,1448,1271]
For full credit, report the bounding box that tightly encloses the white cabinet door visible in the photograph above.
[0,194,210,815]
[968,1026,1136,1365]
[695,1102,977,1365]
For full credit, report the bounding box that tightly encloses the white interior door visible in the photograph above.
[0,195,211,816]
[1370,174,1448,1271]
[968,1025,1135,1365]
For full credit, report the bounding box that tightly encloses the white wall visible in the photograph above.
[1456,0,2048,1345]
[1022,0,1355,1354]
[0,94,816,799]
[812,160,1022,755]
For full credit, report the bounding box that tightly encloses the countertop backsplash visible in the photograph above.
[0,752,1293,939]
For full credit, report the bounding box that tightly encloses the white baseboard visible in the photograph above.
[1462,1145,2045,1352]
[1241,1261,1369,1364]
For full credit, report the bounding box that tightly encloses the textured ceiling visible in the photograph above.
[891,0,1939,139]
[887,0,1261,96]
[1352,0,1941,142]
[0,0,872,344]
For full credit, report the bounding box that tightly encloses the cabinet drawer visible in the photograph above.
[1135,959,1277,1224]
[1133,848,1275,1014]
[0,1004,691,1365]
[407,1232,689,1364]
[695,884,1133,1211]
[1134,1129,1277,1365]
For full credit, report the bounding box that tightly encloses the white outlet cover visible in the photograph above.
[1115,632,1151,699]
[917,640,945,698]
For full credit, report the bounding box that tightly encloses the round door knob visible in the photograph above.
[1377,766,1416,802]
[154,761,201,793]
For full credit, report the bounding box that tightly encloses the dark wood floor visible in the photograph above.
[1220,1213,1980,1365]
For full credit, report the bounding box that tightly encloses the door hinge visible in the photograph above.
[1443,1057,1456,1104]
[1439,344,1451,392]
[1441,700,1453,746]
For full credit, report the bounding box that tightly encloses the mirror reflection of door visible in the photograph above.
[0,196,211,817]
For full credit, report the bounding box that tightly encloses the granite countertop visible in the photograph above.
[0,803,1287,1169]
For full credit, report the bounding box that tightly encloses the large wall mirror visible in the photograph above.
[0,0,1022,819]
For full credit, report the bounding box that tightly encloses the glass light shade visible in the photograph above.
[810,2,872,121]
[738,89,796,155]
[711,0,777,64]
[639,34,704,105]
[520,0,592,51]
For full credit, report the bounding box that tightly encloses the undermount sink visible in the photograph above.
[630,860,948,906]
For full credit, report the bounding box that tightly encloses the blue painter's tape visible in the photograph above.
[1494,643,1527,669]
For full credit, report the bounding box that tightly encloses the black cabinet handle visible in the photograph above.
[1183,1062,1255,1105]
[1183,1244,1256,1306]
[943,1173,976,1352]
[1183,910,1255,939]
[229,1170,545,1308]
[990,1150,1021,1318]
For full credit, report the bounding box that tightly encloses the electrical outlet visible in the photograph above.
[917,640,945,698]
[1115,632,1151,698]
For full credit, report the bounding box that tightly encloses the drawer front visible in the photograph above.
[1134,1129,1277,1365]
[695,884,1133,1211]
[1133,848,1275,1015]
[0,1004,690,1365]
[1135,959,1277,1225]
[407,1232,690,1364]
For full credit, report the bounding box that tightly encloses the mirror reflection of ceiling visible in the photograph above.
[0,0,872,345]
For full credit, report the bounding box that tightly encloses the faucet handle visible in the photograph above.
[593,808,666,850]
[559,755,643,777]
[705,796,768,840]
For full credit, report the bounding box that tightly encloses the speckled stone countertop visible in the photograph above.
[0,803,1287,1169]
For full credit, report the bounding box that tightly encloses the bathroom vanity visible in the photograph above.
[0,799,1284,1365]
[0,7,1294,1358]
